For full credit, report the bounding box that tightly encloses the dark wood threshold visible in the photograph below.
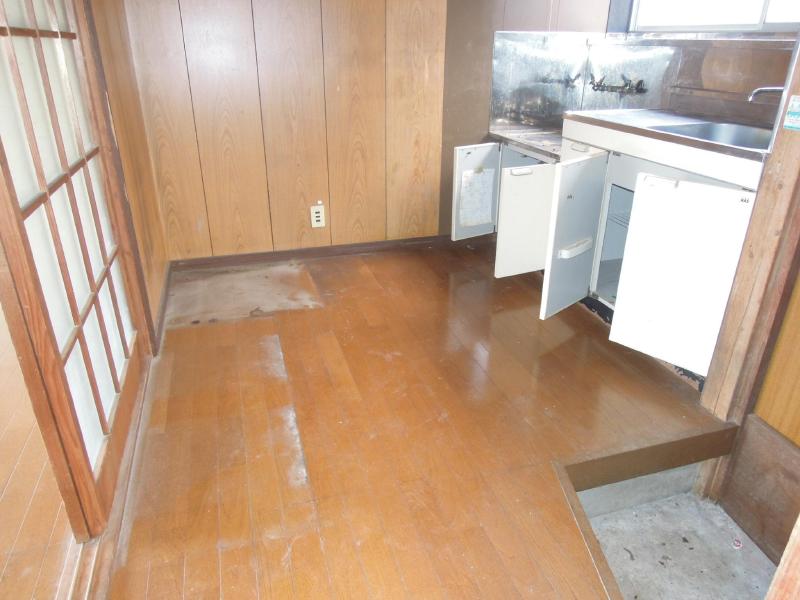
[553,421,739,599]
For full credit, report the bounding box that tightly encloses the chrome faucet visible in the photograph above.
[748,86,785,102]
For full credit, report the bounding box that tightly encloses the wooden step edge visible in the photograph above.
[563,422,739,492]
[553,421,739,600]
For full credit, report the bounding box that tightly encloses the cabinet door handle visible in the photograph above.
[642,174,679,188]
[557,237,593,259]
[570,143,590,153]
[510,167,534,176]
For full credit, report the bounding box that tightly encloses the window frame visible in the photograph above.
[629,0,800,33]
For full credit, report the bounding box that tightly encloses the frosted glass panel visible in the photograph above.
[98,280,125,376]
[87,157,115,252]
[41,38,79,163]
[31,0,53,29]
[635,0,763,27]
[12,37,61,183]
[62,42,94,149]
[72,169,103,279]
[25,206,73,349]
[64,347,104,466]
[3,0,32,27]
[766,0,800,22]
[85,307,116,419]
[111,259,134,351]
[0,46,39,204]
[50,186,90,310]
[54,0,72,31]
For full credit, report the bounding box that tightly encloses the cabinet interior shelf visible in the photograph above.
[608,212,631,228]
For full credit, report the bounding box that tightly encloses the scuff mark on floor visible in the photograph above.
[261,335,288,380]
[279,405,309,488]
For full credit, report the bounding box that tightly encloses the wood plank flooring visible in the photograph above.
[0,305,77,598]
[110,242,719,598]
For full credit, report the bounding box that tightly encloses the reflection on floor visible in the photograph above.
[110,243,720,597]
[0,305,77,598]
[592,493,775,599]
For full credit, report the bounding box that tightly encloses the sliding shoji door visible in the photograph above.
[0,0,149,537]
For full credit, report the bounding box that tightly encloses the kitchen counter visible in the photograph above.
[488,123,563,161]
[564,109,769,163]
[562,109,767,190]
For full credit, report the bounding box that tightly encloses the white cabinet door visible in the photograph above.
[539,151,609,319]
[494,162,556,278]
[452,143,501,241]
[609,174,755,376]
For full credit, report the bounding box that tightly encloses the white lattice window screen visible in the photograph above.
[0,0,135,467]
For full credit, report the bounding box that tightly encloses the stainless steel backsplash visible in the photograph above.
[491,32,796,129]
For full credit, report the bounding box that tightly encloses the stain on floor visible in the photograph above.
[165,261,323,328]
[591,493,776,599]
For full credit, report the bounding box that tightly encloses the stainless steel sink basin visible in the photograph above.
[649,122,772,151]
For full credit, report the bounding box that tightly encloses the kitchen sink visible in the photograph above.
[649,122,772,151]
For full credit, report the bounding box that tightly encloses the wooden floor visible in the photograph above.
[110,242,721,598]
[0,305,77,598]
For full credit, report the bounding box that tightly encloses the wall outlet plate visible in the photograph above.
[310,204,325,228]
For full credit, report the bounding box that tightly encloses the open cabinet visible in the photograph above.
[452,140,756,377]
[609,174,755,376]
[451,141,608,283]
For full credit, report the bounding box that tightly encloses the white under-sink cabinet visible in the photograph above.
[609,173,754,376]
[451,141,608,283]
[452,140,756,377]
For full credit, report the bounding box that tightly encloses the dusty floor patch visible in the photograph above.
[591,493,775,599]
[165,261,322,327]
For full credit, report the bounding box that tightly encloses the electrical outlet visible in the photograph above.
[310,203,325,228]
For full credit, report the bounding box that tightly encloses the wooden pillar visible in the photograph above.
[766,514,800,599]
[697,40,800,497]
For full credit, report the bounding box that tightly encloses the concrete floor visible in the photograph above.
[591,493,776,600]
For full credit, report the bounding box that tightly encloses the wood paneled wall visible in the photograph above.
[387,0,447,239]
[98,0,608,286]
[123,0,211,260]
[91,0,168,319]
[322,0,387,244]
[252,0,331,251]
[756,277,800,446]
[95,0,447,276]
[181,0,273,255]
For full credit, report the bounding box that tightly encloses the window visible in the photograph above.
[630,0,800,32]
[1,0,136,466]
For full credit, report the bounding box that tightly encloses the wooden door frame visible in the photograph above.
[74,0,155,355]
[0,228,91,539]
[0,0,155,540]
[767,512,800,598]
[697,39,800,497]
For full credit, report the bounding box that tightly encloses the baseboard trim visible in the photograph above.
[168,234,487,273]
